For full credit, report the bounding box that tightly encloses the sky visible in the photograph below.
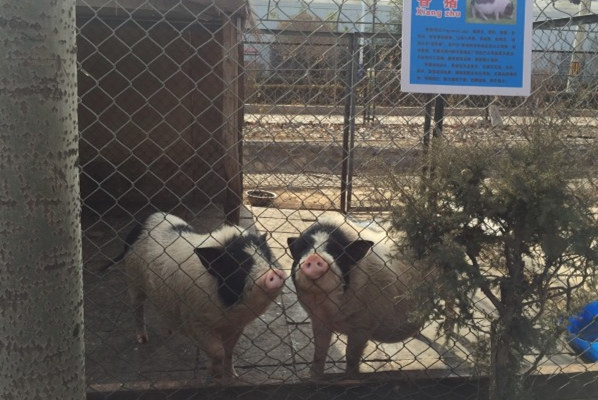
[535,0,597,19]
[247,0,598,51]
[248,0,597,23]
[249,0,399,31]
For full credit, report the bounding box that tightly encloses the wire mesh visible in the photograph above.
[76,0,598,398]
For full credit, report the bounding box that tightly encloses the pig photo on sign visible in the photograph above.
[106,212,286,381]
[287,214,433,377]
[469,0,515,22]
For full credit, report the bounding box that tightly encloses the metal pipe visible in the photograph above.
[341,33,359,213]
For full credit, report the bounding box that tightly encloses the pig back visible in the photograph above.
[128,230,224,327]
[125,223,280,335]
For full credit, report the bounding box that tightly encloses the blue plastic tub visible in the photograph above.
[567,301,598,362]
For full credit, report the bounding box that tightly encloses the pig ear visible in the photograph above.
[345,240,374,263]
[194,247,225,273]
[287,237,305,260]
[194,246,248,307]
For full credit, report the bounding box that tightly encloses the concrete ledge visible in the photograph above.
[86,366,598,400]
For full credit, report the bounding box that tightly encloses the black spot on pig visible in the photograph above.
[124,222,144,248]
[100,222,144,272]
[195,233,273,307]
[247,233,275,264]
[287,234,315,261]
[503,2,514,17]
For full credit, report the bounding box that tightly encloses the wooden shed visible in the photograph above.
[76,0,246,224]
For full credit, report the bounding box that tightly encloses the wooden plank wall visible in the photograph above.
[78,17,243,221]
[221,16,243,225]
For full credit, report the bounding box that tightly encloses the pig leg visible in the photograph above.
[222,329,243,379]
[345,333,369,377]
[128,285,148,344]
[194,331,226,381]
[473,8,488,20]
[311,320,333,377]
[206,349,226,381]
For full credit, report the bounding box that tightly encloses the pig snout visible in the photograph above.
[263,268,287,292]
[300,253,329,280]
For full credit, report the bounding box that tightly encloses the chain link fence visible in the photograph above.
[77,0,598,398]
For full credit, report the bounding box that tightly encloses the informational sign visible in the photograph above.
[401,0,532,96]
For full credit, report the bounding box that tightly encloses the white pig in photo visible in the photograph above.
[470,0,514,21]
[287,214,432,377]
[109,212,287,381]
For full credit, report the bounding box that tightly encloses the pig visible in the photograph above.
[471,0,514,21]
[109,212,287,381]
[287,214,431,377]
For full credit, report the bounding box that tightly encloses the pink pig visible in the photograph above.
[471,0,514,20]
[288,214,431,377]
[110,212,286,381]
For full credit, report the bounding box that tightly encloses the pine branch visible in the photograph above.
[467,251,505,315]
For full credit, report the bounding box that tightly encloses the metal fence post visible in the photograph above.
[341,33,359,213]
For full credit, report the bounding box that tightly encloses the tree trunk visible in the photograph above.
[489,239,526,400]
[0,1,85,399]
[489,319,522,400]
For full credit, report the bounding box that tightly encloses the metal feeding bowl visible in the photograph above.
[246,190,277,207]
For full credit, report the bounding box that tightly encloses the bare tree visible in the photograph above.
[0,1,85,398]
[270,12,346,89]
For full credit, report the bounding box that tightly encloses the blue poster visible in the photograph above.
[401,0,532,96]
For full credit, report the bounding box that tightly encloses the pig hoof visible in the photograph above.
[136,333,148,344]
[344,370,360,380]
[217,373,239,385]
